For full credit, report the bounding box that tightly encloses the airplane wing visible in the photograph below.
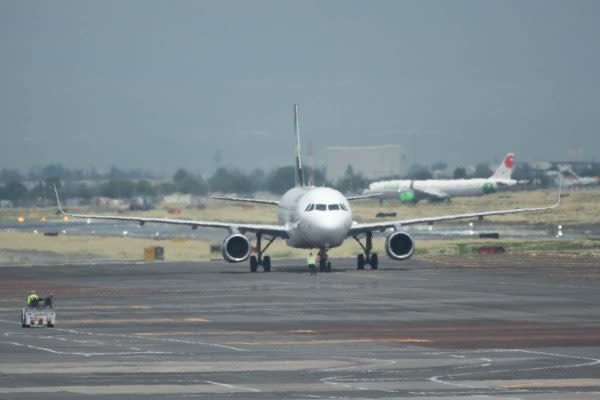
[210,195,279,206]
[411,187,448,200]
[54,187,289,238]
[349,181,561,235]
[346,193,383,201]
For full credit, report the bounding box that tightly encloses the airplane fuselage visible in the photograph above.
[277,187,353,249]
[366,178,518,200]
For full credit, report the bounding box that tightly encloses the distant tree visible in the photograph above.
[512,163,534,181]
[72,183,94,199]
[579,163,600,177]
[136,180,157,196]
[250,168,266,191]
[0,169,23,183]
[336,166,368,194]
[107,166,126,180]
[173,169,207,195]
[88,166,101,180]
[453,167,468,179]
[539,174,555,188]
[209,168,256,194]
[431,162,448,172]
[407,164,433,180]
[0,181,28,202]
[266,166,295,194]
[473,163,493,178]
[412,169,432,180]
[311,167,327,187]
[100,180,135,198]
[44,176,61,197]
[24,176,61,201]
[173,168,190,184]
[41,164,68,180]
[157,182,177,195]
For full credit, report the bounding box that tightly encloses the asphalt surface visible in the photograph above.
[0,256,599,399]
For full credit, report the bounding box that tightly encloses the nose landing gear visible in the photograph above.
[352,231,379,270]
[318,249,332,272]
[249,233,276,272]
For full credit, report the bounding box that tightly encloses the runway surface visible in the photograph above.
[1,256,599,399]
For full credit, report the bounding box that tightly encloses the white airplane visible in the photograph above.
[554,166,600,187]
[363,153,519,202]
[54,106,560,272]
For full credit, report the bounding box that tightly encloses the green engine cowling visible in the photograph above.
[482,182,496,194]
[398,191,416,203]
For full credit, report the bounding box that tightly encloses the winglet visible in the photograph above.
[53,185,66,215]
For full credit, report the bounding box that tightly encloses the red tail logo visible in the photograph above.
[504,154,514,168]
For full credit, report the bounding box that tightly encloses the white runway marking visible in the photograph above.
[0,340,172,357]
[205,380,261,392]
[51,325,249,352]
[0,318,249,353]
[428,348,600,397]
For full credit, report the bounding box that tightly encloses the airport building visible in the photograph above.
[326,145,405,181]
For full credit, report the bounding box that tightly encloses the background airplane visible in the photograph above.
[55,107,560,273]
[553,165,600,187]
[363,153,519,202]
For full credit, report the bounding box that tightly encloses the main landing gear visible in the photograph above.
[249,233,276,273]
[352,231,379,270]
[318,249,332,273]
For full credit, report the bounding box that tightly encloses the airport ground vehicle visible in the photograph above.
[21,304,56,328]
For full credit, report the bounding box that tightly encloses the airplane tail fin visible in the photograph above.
[294,104,305,187]
[491,153,515,180]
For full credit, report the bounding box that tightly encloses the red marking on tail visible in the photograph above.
[504,155,514,168]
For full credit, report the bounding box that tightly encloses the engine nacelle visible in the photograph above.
[385,231,415,260]
[222,233,251,263]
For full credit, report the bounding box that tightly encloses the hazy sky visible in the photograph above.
[1,0,599,175]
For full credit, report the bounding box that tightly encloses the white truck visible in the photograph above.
[21,303,56,328]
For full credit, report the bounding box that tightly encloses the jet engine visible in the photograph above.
[398,191,416,203]
[222,233,251,263]
[385,231,415,260]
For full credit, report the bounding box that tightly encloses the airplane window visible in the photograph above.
[305,204,314,212]
[328,204,340,210]
[315,204,327,211]
[339,204,348,211]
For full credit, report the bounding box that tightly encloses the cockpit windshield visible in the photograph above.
[305,203,348,212]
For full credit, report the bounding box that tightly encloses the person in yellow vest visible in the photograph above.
[307,252,317,275]
[26,290,39,307]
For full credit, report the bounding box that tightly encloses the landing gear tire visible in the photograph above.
[326,261,332,272]
[250,256,258,272]
[263,256,271,272]
[370,253,379,270]
[319,259,326,272]
[47,323,54,328]
[357,254,365,270]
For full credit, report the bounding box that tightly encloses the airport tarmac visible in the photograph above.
[0,256,599,399]
[0,219,580,241]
